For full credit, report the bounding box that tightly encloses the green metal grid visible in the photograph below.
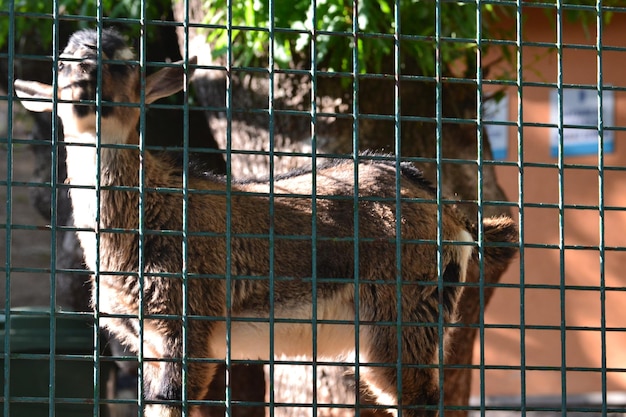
[1,0,625,416]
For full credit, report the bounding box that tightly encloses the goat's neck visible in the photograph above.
[64,127,156,271]
[64,127,145,227]
[64,122,146,183]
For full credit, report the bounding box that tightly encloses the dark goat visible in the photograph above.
[15,28,517,417]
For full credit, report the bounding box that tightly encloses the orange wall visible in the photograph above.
[472,8,626,397]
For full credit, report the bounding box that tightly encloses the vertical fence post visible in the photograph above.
[138,3,148,413]
[351,2,362,416]
[475,1,487,416]
[3,2,15,416]
[595,2,607,416]
[515,1,527,415]
[267,1,277,416]
[433,2,445,413]
[554,4,568,416]
[225,0,235,415]
[48,0,62,414]
[181,2,192,415]
[308,2,320,417]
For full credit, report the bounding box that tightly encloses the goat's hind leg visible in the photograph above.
[360,327,440,417]
[143,355,184,417]
[358,311,441,417]
[144,364,219,417]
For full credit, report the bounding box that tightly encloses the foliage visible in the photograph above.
[1,0,620,76]
[203,0,492,75]
[540,0,619,38]
[202,0,620,76]
[0,0,171,52]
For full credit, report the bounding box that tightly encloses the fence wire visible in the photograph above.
[1,1,625,417]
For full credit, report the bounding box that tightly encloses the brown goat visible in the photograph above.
[14,28,517,417]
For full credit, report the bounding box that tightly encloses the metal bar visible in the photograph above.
[267,0,277,415]
[48,1,62,415]
[308,2,319,417]
[224,0,235,415]
[92,6,107,417]
[351,1,361,416]
[515,1,527,416]
[181,2,192,415]
[393,1,402,417]
[434,0,445,414]
[595,2,608,416]
[475,1,486,416]
[3,2,15,416]
[554,4,568,416]
[393,0,403,415]
[138,3,149,414]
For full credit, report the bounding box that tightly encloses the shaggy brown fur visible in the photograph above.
[15,28,518,417]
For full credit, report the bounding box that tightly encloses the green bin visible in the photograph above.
[0,309,113,417]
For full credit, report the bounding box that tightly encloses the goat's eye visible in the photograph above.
[58,62,65,71]
[79,62,90,73]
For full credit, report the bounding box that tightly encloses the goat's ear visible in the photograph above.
[14,79,55,112]
[145,56,197,104]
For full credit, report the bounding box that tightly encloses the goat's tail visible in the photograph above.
[471,216,519,279]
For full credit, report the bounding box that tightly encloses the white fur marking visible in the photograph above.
[455,229,474,283]
[210,289,356,360]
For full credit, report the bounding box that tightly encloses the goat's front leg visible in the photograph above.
[142,320,217,417]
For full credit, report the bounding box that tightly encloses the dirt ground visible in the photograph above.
[0,101,52,309]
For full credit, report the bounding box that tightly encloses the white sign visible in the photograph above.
[483,95,509,160]
[550,88,614,157]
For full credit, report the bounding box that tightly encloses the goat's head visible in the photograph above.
[14,28,196,144]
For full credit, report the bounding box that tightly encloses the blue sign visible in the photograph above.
[483,95,509,160]
[549,88,614,157]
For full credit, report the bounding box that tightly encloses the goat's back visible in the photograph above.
[149,158,472,317]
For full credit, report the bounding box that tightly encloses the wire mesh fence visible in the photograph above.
[1,1,625,416]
